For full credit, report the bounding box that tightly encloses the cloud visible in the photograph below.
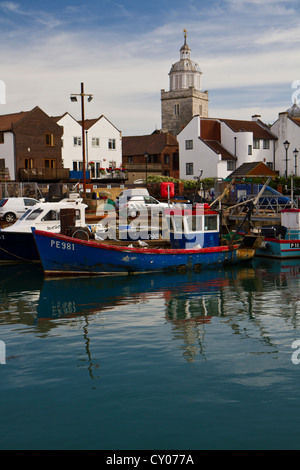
[0,1,63,28]
[0,0,300,134]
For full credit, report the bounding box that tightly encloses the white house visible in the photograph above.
[178,115,277,180]
[54,113,122,179]
[270,103,300,178]
[53,112,82,171]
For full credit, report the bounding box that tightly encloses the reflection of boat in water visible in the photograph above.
[0,264,44,322]
[2,260,300,368]
[0,264,43,294]
[253,257,300,276]
[37,265,256,320]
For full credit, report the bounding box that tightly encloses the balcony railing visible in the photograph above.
[0,168,10,181]
[126,164,162,171]
[69,170,127,180]
[19,167,70,182]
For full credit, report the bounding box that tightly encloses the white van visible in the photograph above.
[115,188,149,209]
[0,197,39,222]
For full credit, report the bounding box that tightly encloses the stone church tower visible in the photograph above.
[161,30,209,135]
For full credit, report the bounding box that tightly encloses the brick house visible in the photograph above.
[122,130,179,183]
[0,106,66,182]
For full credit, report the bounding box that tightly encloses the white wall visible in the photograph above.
[221,121,274,167]
[0,132,15,179]
[57,113,122,179]
[57,113,82,171]
[87,116,122,175]
[271,113,300,176]
[178,116,236,180]
[178,116,220,179]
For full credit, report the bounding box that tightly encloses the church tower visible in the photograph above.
[161,30,209,135]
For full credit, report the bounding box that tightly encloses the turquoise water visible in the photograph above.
[1,258,300,450]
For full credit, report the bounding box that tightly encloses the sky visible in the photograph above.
[0,0,300,135]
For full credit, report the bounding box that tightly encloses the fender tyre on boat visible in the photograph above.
[70,227,91,241]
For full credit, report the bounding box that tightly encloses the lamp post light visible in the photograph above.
[293,148,299,177]
[283,140,290,180]
[70,82,93,195]
[144,151,148,185]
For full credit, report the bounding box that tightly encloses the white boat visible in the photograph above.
[255,208,300,259]
[0,196,96,262]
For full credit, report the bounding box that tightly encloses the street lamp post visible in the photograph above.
[283,140,290,180]
[144,151,148,185]
[70,82,93,195]
[293,148,299,177]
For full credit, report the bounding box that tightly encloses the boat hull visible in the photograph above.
[255,238,300,259]
[0,231,39,262]
[33,230,255,277]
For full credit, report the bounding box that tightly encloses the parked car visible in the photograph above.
[119,195,170,217]
[0,197,40,222]
[115,189,150,210]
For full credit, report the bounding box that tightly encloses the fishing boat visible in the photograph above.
[0,196,93,263]
[255,208,300,259]
[33,204,257,277]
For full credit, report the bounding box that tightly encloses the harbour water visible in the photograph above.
[1,258,300,450]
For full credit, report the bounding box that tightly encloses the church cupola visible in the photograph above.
[169,29,202,92]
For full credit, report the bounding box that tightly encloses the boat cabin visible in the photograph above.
[165,204,220,249]
[281,209,300,239]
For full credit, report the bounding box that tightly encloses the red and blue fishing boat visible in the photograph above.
[32,204,257,277]
[255,208,300,259]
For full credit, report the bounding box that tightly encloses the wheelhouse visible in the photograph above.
[165,204,220,249]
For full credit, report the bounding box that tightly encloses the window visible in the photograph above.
[73,162,78,171]
[73,137,82,146]
[149,154,159,163]
[185,140,193,150]
[263,139,270,149]
[128,156,133,164]
[227,161,235,171]
[96,162,102,177]
[248,145,252,155]
[25,208,44,220]
[204,215,218,231]
[41,210,59,221]
[108,139,116,150]
[44,159,56,168]
[90,163,95,178]
[253,138,260,149]
[0,159,5,169]
[164,154,170,165]
[0,132,4,144]
[145,196,159,204]
[186,162,194,175]
[92,137,100,147]
[266,162,273,169]
[25,158,33,169]
[45,133,54,146]
[174,104,180,115]
[24,198,37,206]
